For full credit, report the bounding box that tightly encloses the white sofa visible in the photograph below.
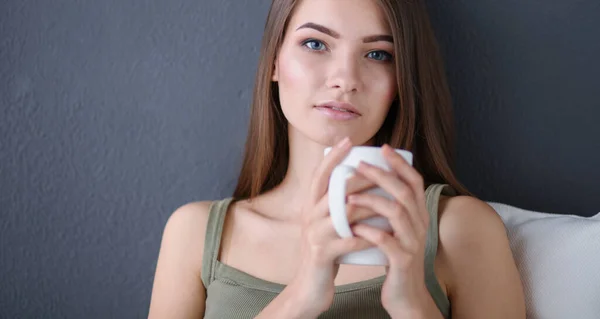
[488,202,600,319]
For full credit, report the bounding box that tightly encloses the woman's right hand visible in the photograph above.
[285,137,378,317]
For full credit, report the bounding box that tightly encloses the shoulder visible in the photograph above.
[158,201,217,272]
[147,201,217,318]
[436,195,509,269]
[164,201,214,235]
[435,196,525,317]
[161,201,216,259]
[436,195,509,285]
[437,195,507,247]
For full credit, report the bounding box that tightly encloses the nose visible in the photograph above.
[326,53,362,93]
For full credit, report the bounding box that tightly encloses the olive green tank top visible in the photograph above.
[201,184,456,318]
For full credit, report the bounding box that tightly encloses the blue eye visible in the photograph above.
[367,51,393,62]
[303,39,327,51]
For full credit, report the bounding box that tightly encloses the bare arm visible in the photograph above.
[147,202,212,319]
[439,196,526,319]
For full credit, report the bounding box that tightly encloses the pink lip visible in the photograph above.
[315,106,360,120]
[315,101,362,115]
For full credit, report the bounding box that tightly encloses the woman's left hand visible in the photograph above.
[347,144,439,318]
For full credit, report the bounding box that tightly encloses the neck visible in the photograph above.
[265,129,372,220]
[271,131,335,216]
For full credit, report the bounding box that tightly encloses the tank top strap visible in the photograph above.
[424,183,457,318]
[201,197,234,288]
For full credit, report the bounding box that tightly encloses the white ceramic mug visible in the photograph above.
[324,146,413,265]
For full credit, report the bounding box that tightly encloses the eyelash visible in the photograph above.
[300,38,393,62]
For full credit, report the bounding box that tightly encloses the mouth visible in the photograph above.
[314,101,362,116]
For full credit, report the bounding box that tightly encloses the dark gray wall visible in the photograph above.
[429,1,600,217]
[1,0,598,318]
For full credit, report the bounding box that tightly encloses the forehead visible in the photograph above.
[287,0,391,37]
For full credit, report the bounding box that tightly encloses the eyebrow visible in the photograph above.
[296,22,393,44]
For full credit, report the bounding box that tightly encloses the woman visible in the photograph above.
[148,0,526,318]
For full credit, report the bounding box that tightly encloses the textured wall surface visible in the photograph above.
[428,1,600,216]
[1,0,598,318]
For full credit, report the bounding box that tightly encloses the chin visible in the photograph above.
[285,110,379,147]
[300,127,367,149]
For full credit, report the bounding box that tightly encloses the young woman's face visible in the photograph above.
[273,0,397,146]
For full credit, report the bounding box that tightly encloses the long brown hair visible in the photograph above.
[233,0,471,199]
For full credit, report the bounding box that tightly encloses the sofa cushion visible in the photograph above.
[488,202,600,319]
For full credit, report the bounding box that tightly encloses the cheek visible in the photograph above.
[276,48,326,124]
[378,70,397,100]
[367,68,397,113]
[277,49,320,92]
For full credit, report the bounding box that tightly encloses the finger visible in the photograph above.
[304,193,333,222]
[305,218,375,261]
[302,221,373,266]
[310,174,376,220]
[346,203,379,225]
[316,174,375,223]
[328,236,375,259]
[351,224,411,268]
[309,137,353,202]
[308,190,376,225]
[355,162,427,234]
[309,201,373,235]
[305,216,343,242]
[382,144,426,206]
[345,174,378,195]
[348,193,419,252]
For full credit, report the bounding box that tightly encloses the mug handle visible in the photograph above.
[328,165,356,238]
